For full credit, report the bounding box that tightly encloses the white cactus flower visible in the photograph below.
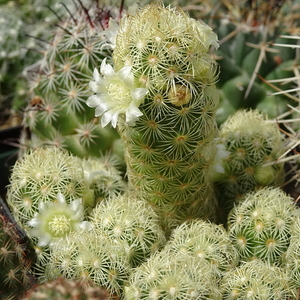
[28,193,91,246]
[87,58,148,128]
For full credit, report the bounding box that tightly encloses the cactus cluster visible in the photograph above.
[124,252,222,300]
[41,228,131,297]
[4,1,300,299]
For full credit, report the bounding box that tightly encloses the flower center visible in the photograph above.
[108,83,131,107]
[48,214,72,237]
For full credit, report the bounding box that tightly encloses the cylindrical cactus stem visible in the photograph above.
[87,3,220,232]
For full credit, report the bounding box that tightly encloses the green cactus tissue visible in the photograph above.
[227,186,298,266]
[87,3,220,232]
[212,109,285,222]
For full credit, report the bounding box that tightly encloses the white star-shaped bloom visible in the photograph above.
[28,193,91,246]
[87,58,148,128]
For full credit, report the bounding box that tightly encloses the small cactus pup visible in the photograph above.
[21,277,119,300]
[40,228,131,297]
[5,146,94,264]
[162,219,239,279]
[89,193,166,268]
[220,259,297,300]
[0,206,36,300]
[124,251,222,300]
[82,155,127,204]
[282,216,300,290]
[212,108,285,223]
[22,0,121,159]
[227,186,298,266]
[87,3,220,232]
[6,146,93,230]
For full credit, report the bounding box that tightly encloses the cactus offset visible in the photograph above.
[21,277,119,300]
[227,187,297,266]
[124,251,222,300]
[89,194,166,268]
[162,219,239,278]
[212,109,285,222]
[40,228,131,297]
[6,146,91,230]
[220,259,297,300]
[82,155,126,204]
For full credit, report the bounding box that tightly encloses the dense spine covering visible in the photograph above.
[212,109,284,222]
[227,186,297,265]
[21,1,120,158]
[162,219,239,278]
[21,277,119,300]
[40,228,131,297]
[283,216,300,290]
[6,147,90,230]
[124,251,222,300]
[106,3,220,232]
[0,212,35,300]
[5,146,93,266]
[82,156,126,204]
[220,259,297,300]
[89,194,166,268]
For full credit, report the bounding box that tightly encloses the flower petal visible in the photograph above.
[87,95,101,108]
[94,101,110,117]
[101,111,114,127]
[93,68,101,82]
[89,81,99,93]
[57,192,66,204]
[28,218,40,227]
[118,66,133,85]
[126,102,143,124]
[131,87,148,101]
[100,58,115,77]
[70,198,83,212]
[38,234,52,247]
[111,111,119,128]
